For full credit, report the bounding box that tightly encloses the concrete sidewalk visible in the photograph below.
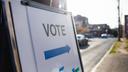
[95,40,128,72]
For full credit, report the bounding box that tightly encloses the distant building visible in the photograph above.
[87,24,110,37]
[74,15,89,34]
[74,15,89,27]
[73,15,110,37]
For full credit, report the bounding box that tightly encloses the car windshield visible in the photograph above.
[76,34,84,40]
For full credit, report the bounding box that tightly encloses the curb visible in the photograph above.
[91,42,115,72]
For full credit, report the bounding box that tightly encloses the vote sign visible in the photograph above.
[27,6,83,72]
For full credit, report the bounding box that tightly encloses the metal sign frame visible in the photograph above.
[1,0,22,72]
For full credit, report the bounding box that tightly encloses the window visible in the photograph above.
[31,0,50,6]
[31,0,66,10]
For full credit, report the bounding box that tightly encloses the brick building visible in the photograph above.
[87,24,110,37]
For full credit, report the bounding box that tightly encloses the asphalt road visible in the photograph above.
[81,38,116,72]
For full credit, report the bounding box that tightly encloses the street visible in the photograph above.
[80,38,116,72]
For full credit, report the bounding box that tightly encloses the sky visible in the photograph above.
[67,0,128,28]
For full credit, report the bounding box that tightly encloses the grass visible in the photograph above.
[125,39,128,51]
[110,41,121,54]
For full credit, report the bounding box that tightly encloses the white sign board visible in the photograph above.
[26,6,83,72]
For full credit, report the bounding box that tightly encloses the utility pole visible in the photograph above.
[117,0,121,41]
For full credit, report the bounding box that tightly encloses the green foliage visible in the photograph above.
[109,29,118,37]
[110,41,121,54]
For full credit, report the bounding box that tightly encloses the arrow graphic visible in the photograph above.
[72,67,80,72]
[59,66,64,72]
[44,45,71,60]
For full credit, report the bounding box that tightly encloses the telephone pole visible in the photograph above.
[117,0,121,41]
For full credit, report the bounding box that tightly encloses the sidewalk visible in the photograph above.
[95,39,128,72]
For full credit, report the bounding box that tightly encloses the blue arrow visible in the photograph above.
[72,68,75,72]
[44,45,71,60]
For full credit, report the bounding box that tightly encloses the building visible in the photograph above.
[74,15,89,27]
[74,15,89,34]
[125,15,128,38]
[74,15,110,37]
[87,24,110,37]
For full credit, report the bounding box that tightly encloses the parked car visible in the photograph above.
[76,34,89,47]
[101,33,108,38]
